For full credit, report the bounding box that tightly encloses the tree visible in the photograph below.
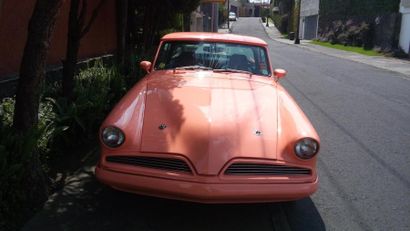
[180,0,200,31]
[114,0,201,75]
[13,0,63,132]
[240,0,249,6]
[137,0,200,55]
[12,0,64,218]
[116,0,129,74]
[62,0,107,100]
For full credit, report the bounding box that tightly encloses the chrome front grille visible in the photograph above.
[225,163,311,175]
[106,156,192,174]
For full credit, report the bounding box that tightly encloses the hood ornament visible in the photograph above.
[159,124,167,130]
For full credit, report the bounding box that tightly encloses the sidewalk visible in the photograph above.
[22,161,284,231]
[218,21,234,33]
[262,21,410,78]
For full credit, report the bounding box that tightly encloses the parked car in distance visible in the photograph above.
[95,32,320,203]
[229,12,237,21]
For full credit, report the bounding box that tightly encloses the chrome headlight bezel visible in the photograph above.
[294,137,319,160]
[101,126,125,148]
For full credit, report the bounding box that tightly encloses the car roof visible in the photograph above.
[161,32,268,47]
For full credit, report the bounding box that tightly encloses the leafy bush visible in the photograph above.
[0,98,14,125]
[320,19,372,48]
[0,60,127,230]
[0,98,54,161]
[46,60,126,154]
[0,100,49,231]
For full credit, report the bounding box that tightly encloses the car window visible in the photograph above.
[154,41,271,76]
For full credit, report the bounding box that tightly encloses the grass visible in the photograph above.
[311,40,382,56]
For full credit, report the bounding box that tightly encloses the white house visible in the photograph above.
[227,0,242,16]
[190,0,225,32]
[190,6,205,32]
[399,0,410,54]
[299,0,320,40]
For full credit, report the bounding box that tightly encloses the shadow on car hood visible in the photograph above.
[140,74,278,175]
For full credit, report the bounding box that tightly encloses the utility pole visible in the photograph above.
[288,0,293,34]
[295,0,301,44]
[265,1,270,27]
[227,0,230,31]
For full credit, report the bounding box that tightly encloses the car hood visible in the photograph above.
[140,73,278,175]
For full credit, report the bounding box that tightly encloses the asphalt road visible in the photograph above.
[24,18,410,231]
[232,18,410,230]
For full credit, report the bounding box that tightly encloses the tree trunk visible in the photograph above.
[13,0,63,132]
[62,0,81,100]
[62,40,80,100]
[12,0,64,217]
[116,0,128,73]
[142,4,153,56]
[62,0,106,100]
[183,12,191,32]
[287,0,293,33]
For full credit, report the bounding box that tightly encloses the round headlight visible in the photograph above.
[102,126,125,148]
[294,138,319,159]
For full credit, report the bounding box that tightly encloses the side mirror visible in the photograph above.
[140,61,152,73]
[273,68,287,80]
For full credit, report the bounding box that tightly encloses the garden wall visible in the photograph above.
[318,13,401,52]
[0,0,116,79]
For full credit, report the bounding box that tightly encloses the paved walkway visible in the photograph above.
[218,21,233,34]
[22,155,290,231]
[261,20,410,78]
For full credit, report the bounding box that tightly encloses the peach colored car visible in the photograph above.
[95,32,320,203]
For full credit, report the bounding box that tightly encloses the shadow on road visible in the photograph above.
[24,170,270,230]
[281,198,326,231]
[24,166,326,231]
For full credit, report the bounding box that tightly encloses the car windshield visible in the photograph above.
[154,41,271,76]
[229,12,236,16]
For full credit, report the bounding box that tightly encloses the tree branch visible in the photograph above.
[78,0,87,30]
[80,0,106,38]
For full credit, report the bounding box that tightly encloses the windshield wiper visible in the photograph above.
[174,65,213,71]
[213,68,253,76]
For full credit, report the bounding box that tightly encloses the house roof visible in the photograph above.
[161,32,268,46]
